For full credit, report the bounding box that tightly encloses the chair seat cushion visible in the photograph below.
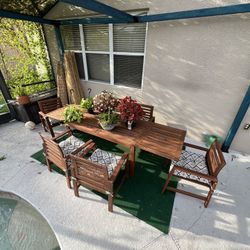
[59,135,85,156]
[49,118,60,125]
[172,150,210,184]
[88,149,122,177]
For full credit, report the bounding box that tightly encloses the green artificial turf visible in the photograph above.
[31,131,178,234]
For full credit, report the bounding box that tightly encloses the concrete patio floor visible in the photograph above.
[0,121,249,250]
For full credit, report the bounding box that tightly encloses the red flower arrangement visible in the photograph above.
[117,96,144,122]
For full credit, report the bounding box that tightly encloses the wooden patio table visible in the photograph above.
[45,106,186,176]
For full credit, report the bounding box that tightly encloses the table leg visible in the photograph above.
[129,145,135,177]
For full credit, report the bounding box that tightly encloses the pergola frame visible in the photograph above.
[1,2,250,25]
[0,0,250,151]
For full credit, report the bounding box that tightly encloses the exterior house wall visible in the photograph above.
[44,0,250,154]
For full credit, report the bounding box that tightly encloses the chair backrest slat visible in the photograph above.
[140,103,154,122]
[206,140,226,177]
[41,136,66,170]
[38,97,62,114]
[71,155,111,192]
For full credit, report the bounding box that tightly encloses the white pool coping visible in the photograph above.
[0,121,250,249]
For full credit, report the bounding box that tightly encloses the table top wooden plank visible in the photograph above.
[45,106,186,161]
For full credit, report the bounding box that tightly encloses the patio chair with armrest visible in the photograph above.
[38,97,63,137]
[70,144,129,212]
[40,128,93,188]
[162,140,226,207]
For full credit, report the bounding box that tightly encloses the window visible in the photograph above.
[61,22,146,89]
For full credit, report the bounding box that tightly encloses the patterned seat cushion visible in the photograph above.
[49,118,60,125]
[59,135,85,156]
[172,150,210,184]
[88,149,123,177]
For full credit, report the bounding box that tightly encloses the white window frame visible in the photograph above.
[71,23,147,89]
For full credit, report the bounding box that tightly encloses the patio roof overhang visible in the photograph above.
[1,1,250,25]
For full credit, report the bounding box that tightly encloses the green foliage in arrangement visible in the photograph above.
[0,18,54,97]
[11,85,27,97]
[98,111,120,126]
[63,106,83,123]
[80,97,93,110]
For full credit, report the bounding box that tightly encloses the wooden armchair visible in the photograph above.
[162,140,226,207]
[40,128,92,188]
[70,145,129,212]
[38,97,63,137]
[140,103,155,122]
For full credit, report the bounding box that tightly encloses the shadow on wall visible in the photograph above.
[142,13,250,141]
[82,81,143,102]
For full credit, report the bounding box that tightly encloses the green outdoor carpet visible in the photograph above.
[31,131,178,234]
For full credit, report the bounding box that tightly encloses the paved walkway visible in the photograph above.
[0,121,249,249]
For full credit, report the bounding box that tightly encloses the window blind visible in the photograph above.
[114,55,143,88]
[83,24,109,51]
[60,25,81,51]
[113,23,146,53]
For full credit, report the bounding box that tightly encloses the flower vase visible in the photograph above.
[127,121,136,130]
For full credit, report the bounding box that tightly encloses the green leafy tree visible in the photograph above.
[0,18,54,97]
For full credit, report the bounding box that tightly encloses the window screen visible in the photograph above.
[83,24,109,51]
[87,54,110,82]
[113,23,146,53]
[60,25,81,50]
[114,55,143,88]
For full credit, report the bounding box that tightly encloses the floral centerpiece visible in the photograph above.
[117,96,144,127]
[93,91,119,113]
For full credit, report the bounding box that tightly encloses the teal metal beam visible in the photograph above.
[222,86,250,152]
[0,10,56,25]
[60,17,129,25]
[138,3,250,23]
[54,25,64,60]
[60,0,135,22]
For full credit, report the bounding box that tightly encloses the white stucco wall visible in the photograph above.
[44,0,250,154]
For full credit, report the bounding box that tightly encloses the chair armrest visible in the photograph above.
[184,142,208,152]
[52,128,72,142]
[109,153,129,182]
[38,111,46,118]
[70,139,96,157]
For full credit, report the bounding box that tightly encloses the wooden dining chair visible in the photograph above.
[38,97,63,137]
[140,103,155,122]
[162,140,226,207]
[40,128,92,188]
[70,145,129,212]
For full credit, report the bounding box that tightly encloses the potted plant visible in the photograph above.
[63,105,83,123]
[13,85,30,105]
[80,97,94,114]
[93,91,119,113]
[98,110,120,131]
[117,96,144,129]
